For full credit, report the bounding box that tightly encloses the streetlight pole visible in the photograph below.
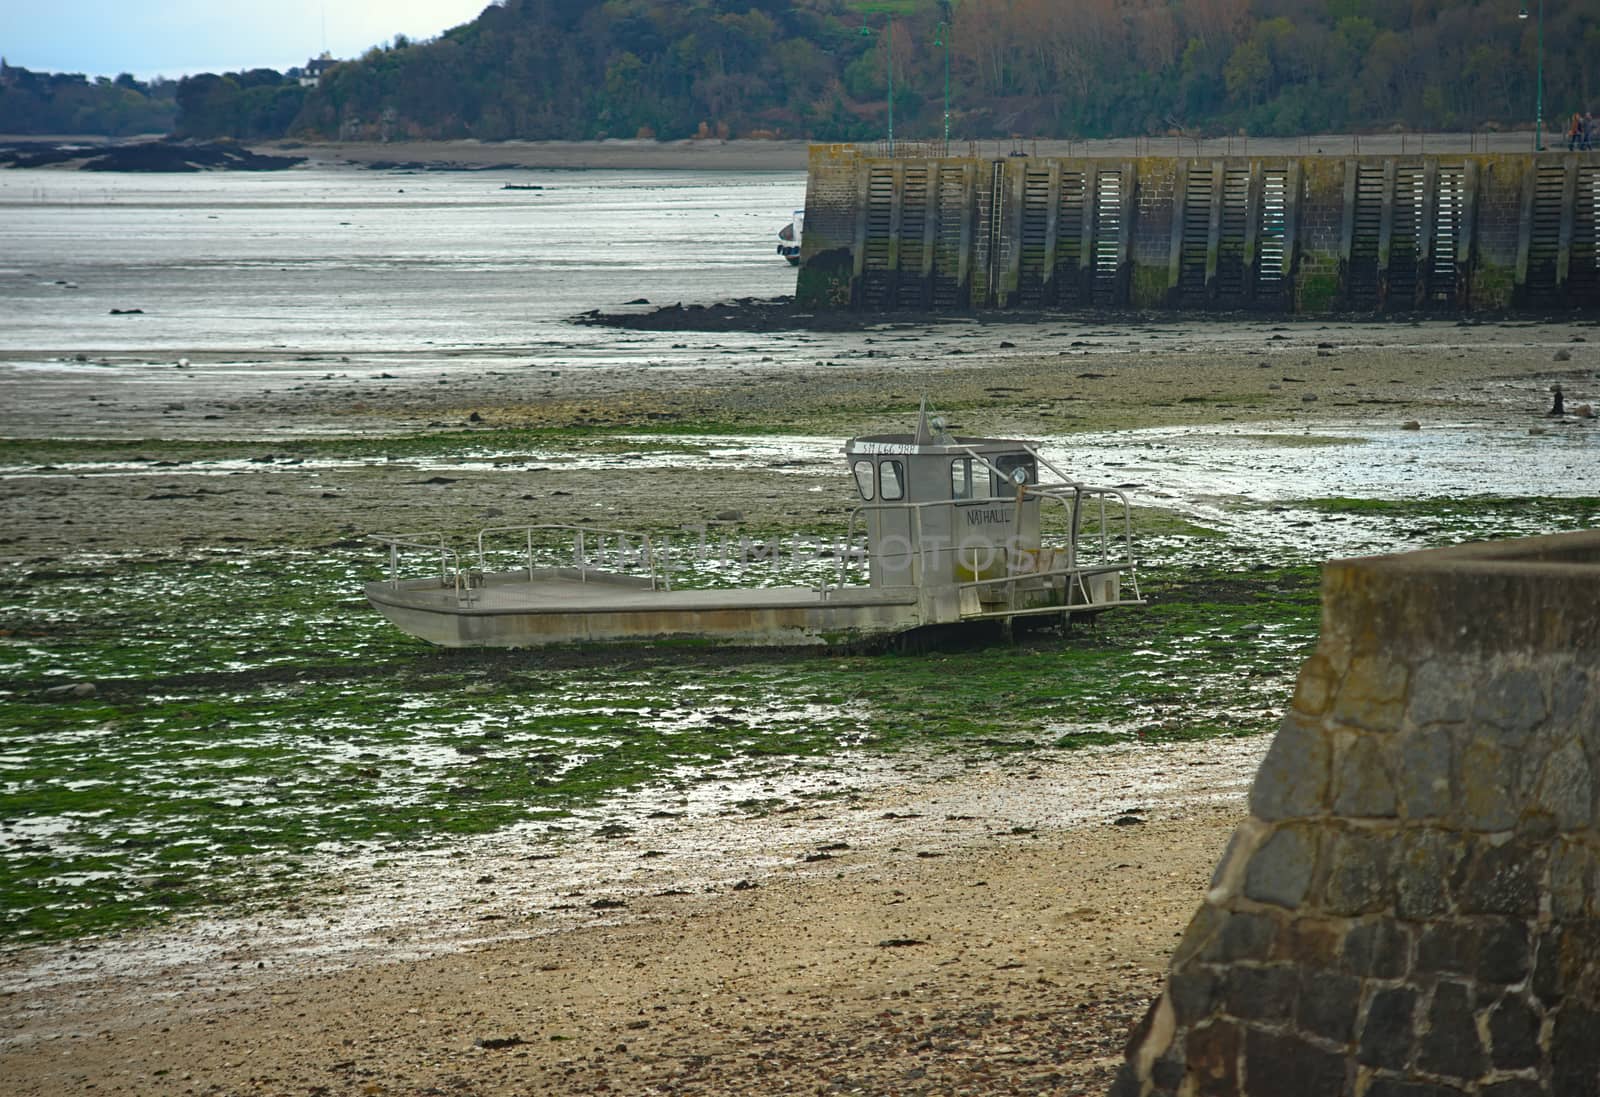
[1519,0,1544,151]
[887,15,894,155]
[860,17,894,155]
[935,21,951,145]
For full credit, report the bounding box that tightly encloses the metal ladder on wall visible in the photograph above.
[986,161,1005,306]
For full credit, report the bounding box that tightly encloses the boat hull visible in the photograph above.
[364,571,930,649]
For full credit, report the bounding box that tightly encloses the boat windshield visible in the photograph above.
[853,459,875,500]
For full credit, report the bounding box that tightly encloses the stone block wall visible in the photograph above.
[794,143,862,309]
[1111,531,1600,1097]
[1130,158,1178,309]
[1295,158,1348,313]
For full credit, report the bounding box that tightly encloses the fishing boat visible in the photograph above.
[365,407,1142,648]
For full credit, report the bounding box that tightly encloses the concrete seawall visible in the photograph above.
[797,144,1600,314]
[1111,530,1600,1096]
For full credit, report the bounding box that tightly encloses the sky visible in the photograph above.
[0,0,495,79]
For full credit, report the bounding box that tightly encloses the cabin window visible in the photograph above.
[992,454,1036,495]
[950,458,973,500]
[852,459,875,500]
[879,459,905,501]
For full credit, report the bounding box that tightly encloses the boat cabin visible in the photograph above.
[844,424,1044,591]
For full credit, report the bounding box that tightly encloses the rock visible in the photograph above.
[1554,349,1571,362]
[1301,393,1318,401]
[43,682,98,700]
[714,509,744,522]
[474,1035,527,1050]
[109,308,143,315]
[1401,419,1421,430]
[1575,403,1595,419]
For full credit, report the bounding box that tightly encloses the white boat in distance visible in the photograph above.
[366,407,1142,648]
[776,209,803,265]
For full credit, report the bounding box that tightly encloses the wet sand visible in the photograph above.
[1,318,1597,1095]
[2,318,1595,557]
[1,740,1261,1097]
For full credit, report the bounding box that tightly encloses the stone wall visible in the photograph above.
[1111,530,1600,1097]
[797,146,1600,314]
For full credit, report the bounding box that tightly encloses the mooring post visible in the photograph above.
[1377,159,1397,311]
[1458,160,1479,310]
[1283,160,1304,308]
[1204,158,1225,302]
[1167,158,1189,299]
[1417,159,1440,310]
[1242,160,1264,306]
[1339,158,1359,307]
[886,160,905,307]
[1115,161,1138,305]
[919,164,939,308]
[1514,157,1537,294]
[1041,160,1062,305]
[850,165,872,308]
[956,162,975,307]
[1079,164,1099,302]
[1557,156,1578,301]
[1004,157,1026,307]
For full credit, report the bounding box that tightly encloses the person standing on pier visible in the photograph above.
[1569,111,1585,152]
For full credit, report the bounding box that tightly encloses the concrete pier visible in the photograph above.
[797,145,1600,314]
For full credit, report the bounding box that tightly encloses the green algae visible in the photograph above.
[2,435,1593,946]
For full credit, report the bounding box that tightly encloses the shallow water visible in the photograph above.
[0,167,804,363]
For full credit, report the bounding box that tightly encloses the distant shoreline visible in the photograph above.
[2,130,1553,174]
[259,137,813,172]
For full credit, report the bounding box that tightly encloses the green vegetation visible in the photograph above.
[155,0,1598,144]
[0,62,176,137]
[5,419,1597,947]
[0,543,1317,944]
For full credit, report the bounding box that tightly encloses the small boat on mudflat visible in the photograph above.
[365,408,1142,648]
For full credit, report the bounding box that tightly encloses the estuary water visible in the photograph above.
[0,165,805,364]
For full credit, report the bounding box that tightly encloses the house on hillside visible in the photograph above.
[298,53,336,88]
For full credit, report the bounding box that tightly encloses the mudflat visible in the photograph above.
[2,319,1597,1096]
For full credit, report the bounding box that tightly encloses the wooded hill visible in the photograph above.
[75,0,1600,143]
[0,63,177,137]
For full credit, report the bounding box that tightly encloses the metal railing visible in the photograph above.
[370,531,471,598]
[836,481,1141,613]
[475,524,670,590]
[371,523,669,605]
